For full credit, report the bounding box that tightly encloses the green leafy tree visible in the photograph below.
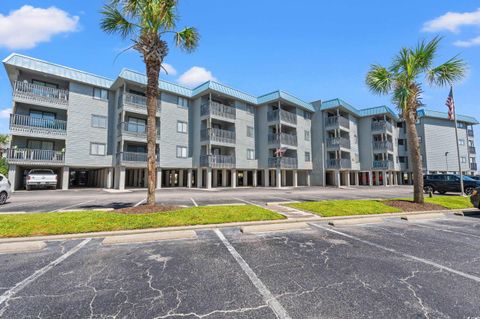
[101,0,199,205]
[366,37,467,203]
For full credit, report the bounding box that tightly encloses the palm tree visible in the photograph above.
[101,0,199,205]
[366,37,466,203]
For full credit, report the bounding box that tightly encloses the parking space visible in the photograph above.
[1,214,480,317]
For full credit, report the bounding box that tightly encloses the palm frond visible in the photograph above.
[412,36,441,71]
[365,64,393,95]
[175,27,200,52]
[427,56,467,87]
[100,5,136,39]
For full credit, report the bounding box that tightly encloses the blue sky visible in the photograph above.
[1,0,479,148]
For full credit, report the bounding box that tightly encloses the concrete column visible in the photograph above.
[60,166,69,190]
[118,167,126,190]
[197,168,203,188]
[206,168,212,189]
[293,170,298,187]
[383,171,388,186]
[156,169,162,189]
[212,169,218,187]
[306,171,311,187]
[179,170,184,187]
[222,169,227,187]
[106,168,113,189]
[253,170,257,187]
[231,169,237,188]
[335,171,341,187]
[244,171,249,187]
[375,172,380,186]
[368,172,373,186]
[271,170,275,187]
[144,169,148,187]
[346,172,350,187]
[281,170,286,187]
[187,169,192,188]
[170,170,176,187]
[276,168,281,188]
[133,169,139,187]
[7,165,16,191]
[264,169,270,187]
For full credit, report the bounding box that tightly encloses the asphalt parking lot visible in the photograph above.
[1,213,479,318]
[0,186,415,213]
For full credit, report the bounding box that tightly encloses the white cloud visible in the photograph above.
[454,36,480,47]
[0,5,79,50]
[161,63,177,76]
[0,108,11,119]
[422,8,480,33]
[177,67,217,87]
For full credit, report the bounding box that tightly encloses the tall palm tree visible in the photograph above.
[366,37,467,203]
[101,0,199,205]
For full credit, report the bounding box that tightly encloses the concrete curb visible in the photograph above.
[0,208,477,244]
[328,217,384,227]
[401,213,447,221]
[102,230,197,246]
[0,241,46,254]
[240,222,309,234]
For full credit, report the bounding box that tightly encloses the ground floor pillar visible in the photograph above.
[212,169,218,187]
[106,168,113,189]
[293,170,298,187]
[206,168,212,189]
[335,171,341,187]
[187,169,192,188]
[276,168,281,188]
[281,170,286,187]
[156,169,162,189]
[306,171,311,186]
[231,169,237,188]
[253,170,257,187]
[221,169,227,187]
[346,172,350,187]
[116,166,126,190]
[179,170,184,187]
[197,168,203,188]
[264,169,270,187]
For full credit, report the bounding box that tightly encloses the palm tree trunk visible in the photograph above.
[145,60,160,206]
[404,108,424,204]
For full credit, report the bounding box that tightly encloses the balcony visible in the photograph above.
[200,154,235,168]
[13,81,69,108]
[469,146,476,154]
[268,110,297,125]
[201,102,236,121]
[325,116,350,130]
[326,158,352,170]
[468,129,474,138]
[471,163,478,171]
[373,140,394,152]
[268,157,298,169]
[326,137,350,149]
[119,122,160,140]
[121,92,161,114]
[268,133,298,147]
[371,121,393,133]
[373,160,394,170]
[6,148,65,165]
[118,152,159,166]
[201,128,236,145]
[10,114,67,138]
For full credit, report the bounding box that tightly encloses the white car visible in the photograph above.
[0,173,12,205]
[25,169,57,190]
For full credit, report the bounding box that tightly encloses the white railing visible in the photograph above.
[373,141,393,151]
[120,152,159,163]
[7,148,65,163]
[268,133,298,146]
[10,114,67,134]
[201,128,236,144]
[326,158,352,169]
[325,116,349,129]
[200,155,235,168]
[13,81,69,106]
[326,137,350,149]
[119,122,160,138]
[123,92,161,111]
[371,120,393,132]
[268,157,298,169]
[268,110,297,125]
[373,160,394,170]
[201,101,236,120]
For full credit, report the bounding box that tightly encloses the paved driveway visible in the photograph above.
[0,186,415,213]
[1,213,479,318]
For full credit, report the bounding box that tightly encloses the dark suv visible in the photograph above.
[423,174,480,195]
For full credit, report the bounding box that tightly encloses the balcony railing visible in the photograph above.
[201,128,236,144]
[326,137,351,149]
[325,116,350,129]
[9,114,67,135]
[119,152,159,163]
[468,129,474,137]
[7,148,65,164]
[268,133,298,147]
[122,92,161,112]
[468,146,476,154]
[326,158,352,169]
[200,155,235,168]
[267,110,297,125]
[373,140,394,152]
[268,157,298,169]
[471,163,478,171]
[201,101,236,120]
[373,160,394,170]
[371,120,393,133]
[119,122,160,138]
[13,81,69,106]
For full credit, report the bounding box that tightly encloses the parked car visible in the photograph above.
[471,187,480,209]
[423,174,480,196]
[25,169,57,190]
[471,176,480,181]
[0,173,12,204]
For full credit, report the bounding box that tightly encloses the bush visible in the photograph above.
[0,157,8,176]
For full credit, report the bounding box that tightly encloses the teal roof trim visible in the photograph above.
[320,98,399,120]
[3,53,113,89]
[257,91,315,112]
[193,81,258,105]
[119,69,192,97]
[417,108,479,124]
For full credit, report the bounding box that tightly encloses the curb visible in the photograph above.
[0,241,46,254]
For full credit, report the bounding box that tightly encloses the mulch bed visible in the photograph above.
[384,200,447,212]
[115,205,181,215]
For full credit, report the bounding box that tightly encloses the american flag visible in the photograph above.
[446,87,455,121]
[274,147,287,157]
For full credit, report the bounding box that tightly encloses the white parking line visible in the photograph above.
[233,197,263,207]
[134,198,146,207]
[310,223,480,283]
[214,229,291,319]
[190,198,198,207]
[0,239,91,307]
[403,222,480,240]
[53,200,96,212]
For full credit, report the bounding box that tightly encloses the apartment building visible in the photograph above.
[2,54,478,191]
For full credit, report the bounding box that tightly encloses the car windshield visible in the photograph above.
[29,170,55,175]
[463,176,475,181]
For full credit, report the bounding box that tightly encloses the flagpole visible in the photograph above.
[451,85,465,196]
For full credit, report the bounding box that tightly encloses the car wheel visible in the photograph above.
[465,187,475,196]
[424,185,434,194]
[0,192,7,205]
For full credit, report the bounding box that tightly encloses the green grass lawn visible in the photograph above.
[406,196,474,210]
[287,200,401,217]
[0,205,285,238]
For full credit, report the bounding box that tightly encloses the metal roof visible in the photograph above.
[2,53,113,89]
[321,98,400,120]
[258,91,315,112]
[118,69,192,97]
[417,108,479,124]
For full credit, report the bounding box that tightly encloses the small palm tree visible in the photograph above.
[366,37,467,203]
[101,0,199,205]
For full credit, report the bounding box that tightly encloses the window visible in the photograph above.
[246,104,255,115]
[90,143,106,156]
[303,110,312,120]
[30,110,56,120]
[93,88,108,100]
[176,146,188,158]
[28,140,53,150]
[305,152,311,162]
[247,149,255,160]
[247,126,254,137]
[91,115,107,129]
[32,80,58,89]
[127,117,146,133]
[398,139,404,146]
[178,97,188,108]
[461,157,467,163]
[304,130,310,141]
[177,121,188,133]
[397,122,403,128]
[459,139,465,146]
